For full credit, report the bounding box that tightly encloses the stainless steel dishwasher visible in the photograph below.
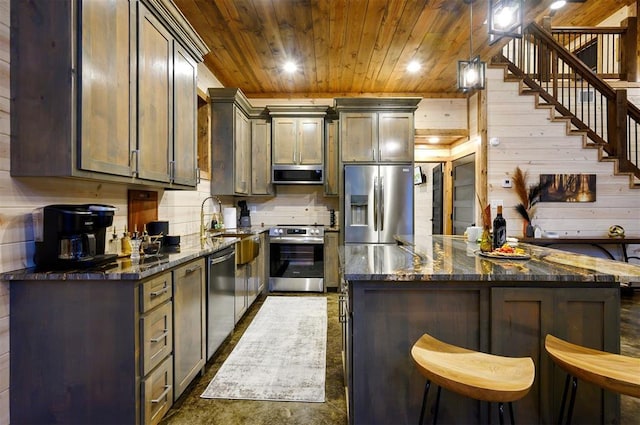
[206,245,236,360]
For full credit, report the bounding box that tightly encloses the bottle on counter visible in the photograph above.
[493,205,507,249]
[109,226,120,255]
[121,226,132,256]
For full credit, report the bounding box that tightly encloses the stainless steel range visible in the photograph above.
[269,225,324,292]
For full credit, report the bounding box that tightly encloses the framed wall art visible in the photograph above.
[540,174,596,202]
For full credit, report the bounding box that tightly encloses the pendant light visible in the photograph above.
[488,0,524,45]
[457,0,486,92]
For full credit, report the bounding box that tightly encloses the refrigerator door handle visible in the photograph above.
[380,176,384,231]
[373,176,378,231]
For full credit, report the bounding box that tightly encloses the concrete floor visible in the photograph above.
[162,290,640,425]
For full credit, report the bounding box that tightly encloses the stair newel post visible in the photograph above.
[607,89,628,166]
[621,16,638,82]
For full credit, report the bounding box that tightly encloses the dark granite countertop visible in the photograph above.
[1,227,273,282]
[341,235,640,284]
[1,235,241,281]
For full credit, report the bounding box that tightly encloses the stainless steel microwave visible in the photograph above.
[272,165,323,184]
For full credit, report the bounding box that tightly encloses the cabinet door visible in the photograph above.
[272,118,298,164]
[324,120,339,195]
[323,232,340,288]
[491,287,620,424]
[79,0,133,176]
[138,4,172,183]
[378,112,414,162]
[234,108,251,194]
[341,112,376,162]
[251,119,273,195]
[247,259,259,306]
[298,117,323,165]
[172,43,198,186]
[172,259,206,400]
[235,264,248,324]
[257,233,267,293]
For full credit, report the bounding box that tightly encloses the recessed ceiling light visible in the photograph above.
[550,1,566,10]
[283,61,298,73]
[407,60,421,73]
[428,137,440,144]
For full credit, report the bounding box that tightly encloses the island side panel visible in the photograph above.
[10,280,138,424]
[350,283,490,425]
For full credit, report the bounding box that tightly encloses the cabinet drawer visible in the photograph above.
[142,354,173,425]
[141,301,173,376]
[141,273,172,313]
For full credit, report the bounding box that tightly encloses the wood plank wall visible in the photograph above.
[485,66,640,245]
[0,2,10,422]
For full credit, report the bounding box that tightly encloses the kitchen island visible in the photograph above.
[340,236,640,425]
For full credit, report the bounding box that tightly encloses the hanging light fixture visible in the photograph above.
[457,0,486,92]
[488,0,524,45]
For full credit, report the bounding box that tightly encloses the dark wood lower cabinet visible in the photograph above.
[345,282,620,425]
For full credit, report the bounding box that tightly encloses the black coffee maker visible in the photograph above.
[34,204,118,269]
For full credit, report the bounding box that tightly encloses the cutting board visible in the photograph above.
[128,190,158,235]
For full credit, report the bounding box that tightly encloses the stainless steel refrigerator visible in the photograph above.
[344,164,414,244]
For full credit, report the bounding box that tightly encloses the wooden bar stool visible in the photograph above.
[411,333,535,424]
[544,334,640,425]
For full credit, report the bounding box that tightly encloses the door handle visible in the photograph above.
[373,176,378,231]
[380,176,384,231]
[210,252,235,265]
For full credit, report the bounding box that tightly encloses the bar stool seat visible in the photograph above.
[411,333,535,424]
[544,334,640,424]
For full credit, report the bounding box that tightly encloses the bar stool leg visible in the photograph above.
[508,402,515,424]
[433,386,442,424]
[565,376,578,425]
[558,374,579,425]
[558,374,570,424]
[419,380,431,425]
[498,402,505,425]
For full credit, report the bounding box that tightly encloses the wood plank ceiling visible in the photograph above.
[174,0,635,99]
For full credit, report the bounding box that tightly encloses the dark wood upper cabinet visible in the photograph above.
[10,0,207,189]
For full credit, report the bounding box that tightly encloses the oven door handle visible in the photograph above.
[269,237,324,244]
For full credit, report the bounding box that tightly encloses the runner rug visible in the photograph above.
[200,296,327,402]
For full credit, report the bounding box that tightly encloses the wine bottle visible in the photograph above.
[493,205,507,250]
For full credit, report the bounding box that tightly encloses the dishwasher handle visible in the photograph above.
[209,251,235,265]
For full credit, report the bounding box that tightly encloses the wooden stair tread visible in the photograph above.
[411,334,535,403]
[545,334,640,398]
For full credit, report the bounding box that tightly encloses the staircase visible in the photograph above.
[492,21,640,188]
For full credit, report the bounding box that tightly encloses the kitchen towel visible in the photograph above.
[200,296,327,402]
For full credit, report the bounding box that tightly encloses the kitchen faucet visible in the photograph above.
[200,196,222,248]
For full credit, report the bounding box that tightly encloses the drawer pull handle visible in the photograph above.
[150,330,169,343]
[150,286,168,297]
[151,385,171,404]
[185,266,200,274]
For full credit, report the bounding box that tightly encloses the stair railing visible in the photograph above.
[550,26,625,79]
[496,21,639,181]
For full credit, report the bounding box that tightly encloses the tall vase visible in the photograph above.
[480,229,492,252]
[525,222,535,238]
